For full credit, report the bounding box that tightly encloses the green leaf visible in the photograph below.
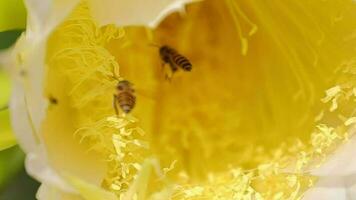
[0,0,26,32]
[0,167,40,199]
[0,146,25,189]
[0,30,23,49]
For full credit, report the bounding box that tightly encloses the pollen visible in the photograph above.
[44,0,356,199]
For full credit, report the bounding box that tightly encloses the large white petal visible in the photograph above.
[303,129,356,200]
[303,174,356,200]
[37,184,62,200]
[24,0,81,36]
[26,145,76,194]
[9,62,39,153]
[310,129,356,177]
[37,184,83,200]
[88,0,200,28]
[8,0,83,195]
[10,0,83,153]
[303,176,348,200]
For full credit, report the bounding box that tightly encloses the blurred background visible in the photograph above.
[0,30,40,200]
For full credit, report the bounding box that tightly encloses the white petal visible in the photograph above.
[9,69,38,153]
[310,128,356,177]
[26,145,77,194]
[9,34,45,153]
[37,184,83,200]
[24,0,81,36]
[303,174,356,200]
[88,0,200,28]
[8,0,82,194]
[303,178,348,200]
[9,33,76,196]
[37,184,65,200]
[346,182,356,200]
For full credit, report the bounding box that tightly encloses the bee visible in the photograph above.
[113,80,136,115]
[48,96,58,105]
[158,45,192,79]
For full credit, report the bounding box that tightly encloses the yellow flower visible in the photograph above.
[4,0,356,199]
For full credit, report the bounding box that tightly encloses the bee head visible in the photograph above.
[117,80,133,91]
[160,45,170,53]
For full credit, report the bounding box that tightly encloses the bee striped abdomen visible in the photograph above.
[115,80,136,114]
[117,91,135,113]
[171,53,192,71]
[159,45,192,72]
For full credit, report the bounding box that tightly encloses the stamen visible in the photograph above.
[225,0,258,56]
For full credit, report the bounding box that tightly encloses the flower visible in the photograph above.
[4,0,356,199]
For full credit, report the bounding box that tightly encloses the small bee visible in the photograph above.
[48,96,58,105]
[113,80,136,115]
[159,45,192,79]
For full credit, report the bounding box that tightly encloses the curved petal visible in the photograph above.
[37,184,64,200]
[10,66,40,153]
[310,129,356,177]
[26,145,76,193]
[8,0,83,194]
[24,0,81,36]
[303,177,348,200]
[304,129,356,199]
[88,0,200,28]
[10,0,84,151]
[9,32,48,152]
[303,174,356,200]
[37,184,83,200]
[64,174,118,200]
[9,35,82,198]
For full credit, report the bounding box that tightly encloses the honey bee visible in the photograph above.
[113,80,136,115]
[159,45,192,79]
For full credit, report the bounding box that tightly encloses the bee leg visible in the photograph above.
[113,95,119,116]
[165,68,174,82]
[161,63,171,81]
[165,73,171,81]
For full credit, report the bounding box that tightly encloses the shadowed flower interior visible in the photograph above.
[42,0,356,199]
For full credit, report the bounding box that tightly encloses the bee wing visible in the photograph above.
[167,55,179,72]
